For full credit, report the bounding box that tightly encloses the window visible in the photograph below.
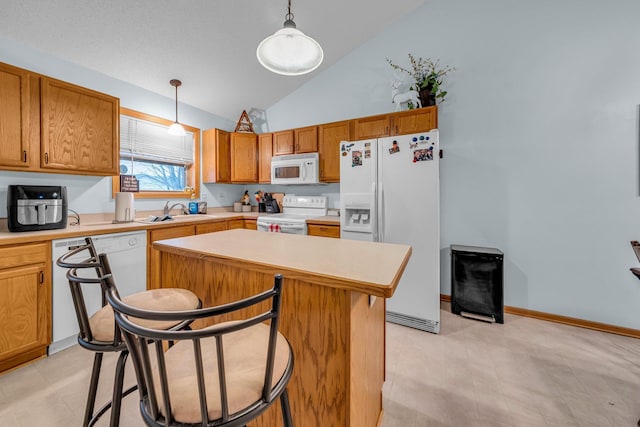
[112,108,200,199]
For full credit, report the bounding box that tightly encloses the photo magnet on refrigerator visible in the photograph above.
[389,140,400,155]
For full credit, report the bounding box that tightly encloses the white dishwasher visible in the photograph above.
[50,231,147,354]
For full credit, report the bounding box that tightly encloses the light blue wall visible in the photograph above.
[0,35,241,214]
[266,0,640,329]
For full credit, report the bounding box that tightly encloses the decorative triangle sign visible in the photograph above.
[234,110,255,133]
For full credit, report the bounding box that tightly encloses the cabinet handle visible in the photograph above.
[23,150,27,162]
[44,152,49,164]
[39,271,44,284]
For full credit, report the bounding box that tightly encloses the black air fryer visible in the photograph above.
[7,185,68,232]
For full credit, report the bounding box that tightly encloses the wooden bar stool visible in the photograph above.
[56,237,201,427]
[100,262,294,427]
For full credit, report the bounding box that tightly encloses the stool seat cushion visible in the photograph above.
[89,288,200,342]
[154,322,291,424]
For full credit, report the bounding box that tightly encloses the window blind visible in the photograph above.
[120,115,194,165]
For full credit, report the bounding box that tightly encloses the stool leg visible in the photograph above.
[84,352,104,426]
[280,389,293,427]
[109,350,129,427]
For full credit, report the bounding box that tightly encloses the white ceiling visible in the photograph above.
[0,0,425,121]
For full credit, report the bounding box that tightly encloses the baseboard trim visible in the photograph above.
[440,294,640,339]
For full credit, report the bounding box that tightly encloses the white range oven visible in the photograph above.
[257,195,327,235]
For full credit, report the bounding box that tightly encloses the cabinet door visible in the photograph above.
[202,129,231,183]
[294,126,318,153]
[196,221,229,234]
[147,225,195,289]
[351,114,391,140]
[392,106,438,135]
[0,63,30,168]
[230,133,258,183]
[258,133,273,183]
[41,77,119,175]
[318,120,349,182]
[244,219,257,230]
[0,263,49,372]
[273,130,294,155]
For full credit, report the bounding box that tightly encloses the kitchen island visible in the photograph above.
[153,229,411,427]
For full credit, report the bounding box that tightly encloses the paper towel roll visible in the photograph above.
[115,192,135,222]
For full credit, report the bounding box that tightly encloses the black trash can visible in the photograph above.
[450,245,504,323]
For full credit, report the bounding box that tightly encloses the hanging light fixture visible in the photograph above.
[256,0,323,76]
[168,79,186,136]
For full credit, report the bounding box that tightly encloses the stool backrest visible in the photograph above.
[101,262,292,426]
[56,237,123,347]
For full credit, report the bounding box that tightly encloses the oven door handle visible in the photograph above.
[279,224,305,231]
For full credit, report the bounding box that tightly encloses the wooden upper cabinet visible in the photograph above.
[40,77,119,175]
[392,106,438,135]
[0,63,31,168]
[273,130,294,156]
[230,132,258,183]
[294,126,318,153]
[202,128,231,183]
[258,133,273,183]
[351,114,391,140]
[318,120,349,183]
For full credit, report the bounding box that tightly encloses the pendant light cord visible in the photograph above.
[286,0,294,21]
[174,84,179,123]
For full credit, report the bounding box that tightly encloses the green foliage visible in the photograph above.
[386,54,455,102]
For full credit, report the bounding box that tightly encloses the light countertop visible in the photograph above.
[153,228,411,298]
[0,211,260,245]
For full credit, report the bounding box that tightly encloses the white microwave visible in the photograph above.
[271,153,319,185]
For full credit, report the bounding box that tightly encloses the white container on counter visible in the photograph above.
[115,192,135,222]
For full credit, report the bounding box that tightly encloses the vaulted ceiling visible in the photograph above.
[0,0,425,121]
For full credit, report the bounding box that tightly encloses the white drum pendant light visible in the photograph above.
[168,79,186,136]
[257,0,323,76]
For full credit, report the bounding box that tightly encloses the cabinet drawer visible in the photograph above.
[196,221,228,234]
[228,219,245,229]
[150,225,196,242]
[0,242,48,269]
[308,224,340,238]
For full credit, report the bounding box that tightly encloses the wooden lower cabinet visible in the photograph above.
[0,242,51,373]
[244,218,257,230]
[148,225,196,289]
[307,223,340,238]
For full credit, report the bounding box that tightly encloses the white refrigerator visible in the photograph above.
[340,130,440,333]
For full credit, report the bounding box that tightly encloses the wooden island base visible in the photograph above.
[154,230,411,427]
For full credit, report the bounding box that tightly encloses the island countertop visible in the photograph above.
[153,228,411,298]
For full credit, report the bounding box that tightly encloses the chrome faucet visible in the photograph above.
[163,201,188,216]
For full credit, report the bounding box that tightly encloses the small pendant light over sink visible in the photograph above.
[168,79,186,136]
[256,0,323,76]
